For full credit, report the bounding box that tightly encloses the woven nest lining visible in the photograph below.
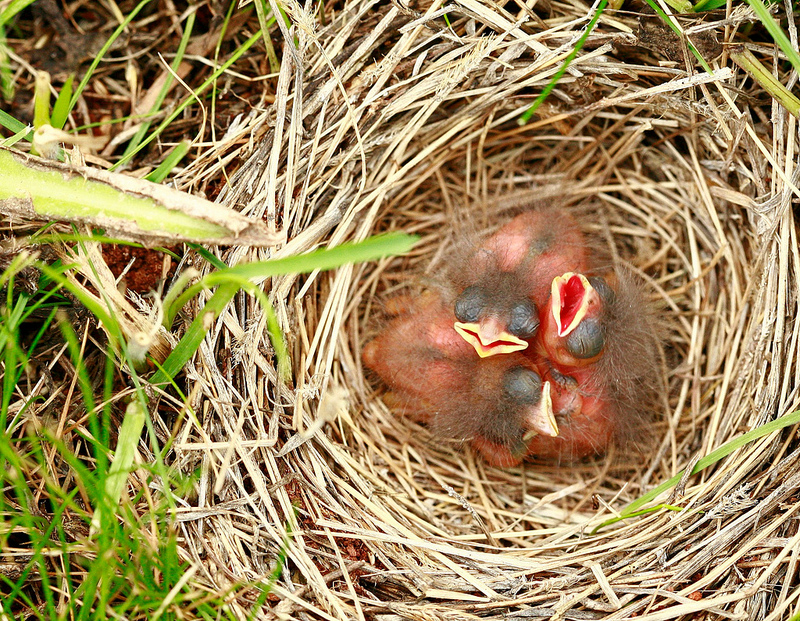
[166,2,800,619]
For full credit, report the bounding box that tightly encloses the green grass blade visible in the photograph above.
[0,123,32,147]
[692,0,727,11]
[150,280,240,386]
[730,46,800,117]
[518,0,608,125]
[642,0,713,73]
[145,141,191,183]
[33,71,50,129]
[50,73,75,130]
[0,24,12,102]
[745,0,800,76]
[592,408,800,532]
[112,27,266,170]
[221,233,417,280]
[0,150,248,244]
[91,400,147,533]
[150,232,418,386]
[0,108,27,135]
[0,0,37,26]
[663,0,692,12]
[122,12,195,159]
[254,0,280,73]
[68,0,152,115]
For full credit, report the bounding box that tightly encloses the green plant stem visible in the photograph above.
[730,46,800,118]
[592,408,800,533]
[518,0,608,125]
[744,0,800,77]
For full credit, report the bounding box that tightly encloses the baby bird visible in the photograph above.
[362,290,558,466]
[533,268,660,459]
[363,208,659,466]
[448,210,588,359]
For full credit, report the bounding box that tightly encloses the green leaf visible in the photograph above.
[149,233,418,386]
[91,400,147,534]
[50,74,75,130]
[0,0,38,26]
[592,408,800,533]
[145,141,191,183]
[691,0,727,11]
[744,0,800,77]
[0,108,26,135]
[730,46,800,118]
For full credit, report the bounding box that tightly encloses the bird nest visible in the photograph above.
[166,1,800,618]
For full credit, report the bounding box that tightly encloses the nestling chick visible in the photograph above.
[533,268,660,459]
[448,210,588,358]
[362,290,558,466]
[363,207,660,466]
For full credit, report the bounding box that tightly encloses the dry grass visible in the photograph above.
[5,0,800,618]
[159,1,800,618]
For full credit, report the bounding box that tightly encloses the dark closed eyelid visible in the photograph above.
[588,276,615,304]
[507,299,539,338]
[565,318,604,359]
[503,366,542,404]
[454,285,487,323]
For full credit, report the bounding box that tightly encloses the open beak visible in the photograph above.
[454,316,529,358]
[522,381,558,439]
[551,272,600,337]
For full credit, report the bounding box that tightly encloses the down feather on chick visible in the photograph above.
[363,208,660,465]
[447,209,588,358]
[362,290,558,466]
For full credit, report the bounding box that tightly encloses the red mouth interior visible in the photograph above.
[558,275,586,333]
[459,326,518,350]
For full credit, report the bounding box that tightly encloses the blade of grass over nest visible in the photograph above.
[151,232,417,387]
[641,0,714,73]
[730,46,800,117]
[112,27,266,171]
[593,408,800,532]
[67,0,152,116]
[745,0,800,75]
[188,243,228,270]
[50,74,74,130]
[518,0,608,125]
[121,12,195,161]
[145,140,191,183]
